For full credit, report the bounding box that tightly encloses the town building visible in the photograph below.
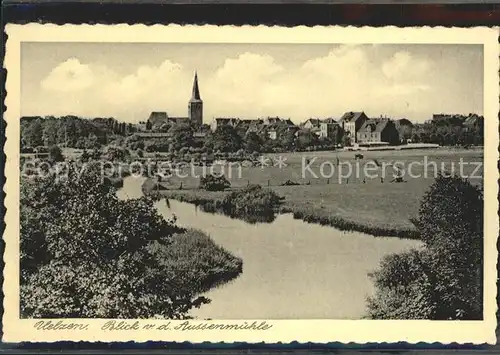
[319,121,342,140]
[340,111,369,143]
[188,72,203,126]
[265,119,299,140]
[463,114,484,132]
[302,118,322,130]
[263,116,283,125]
[210,117,241,132]
[356,119,399,145]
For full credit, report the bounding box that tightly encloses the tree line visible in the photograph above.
[20,116,136,151]
[21,115,484,158]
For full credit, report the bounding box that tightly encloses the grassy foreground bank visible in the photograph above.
[142,178,420,239]
[149,228,243,295]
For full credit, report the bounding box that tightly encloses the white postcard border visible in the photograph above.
[3,24,499,344]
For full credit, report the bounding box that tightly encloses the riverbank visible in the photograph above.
[144,178,420,239]
[156,198,423,319]
[117,177,244,307]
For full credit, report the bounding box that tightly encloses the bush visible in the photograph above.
[367,174,483,320]
[199,174,231,192]
[221,184,282,223]
[104,145,130,162]
[367,250,435,319]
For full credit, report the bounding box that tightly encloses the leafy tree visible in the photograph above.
[104,145,131,162]
[279,130,296,151]
[170,124,194,151]
[211,125,243,153]
[42,121,59,146]
[245,132,262,153]
[81,149,91,162]
[48,145,64,163]
[20,163,241,318]
[367,249,435,319]
[368,174,483,320]
[342,133,352,147]
[296,129,319,150]
[24,119,44,147]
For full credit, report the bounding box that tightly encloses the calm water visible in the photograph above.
[118,176,422,319]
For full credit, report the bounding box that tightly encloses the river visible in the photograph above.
[117,176,422,319]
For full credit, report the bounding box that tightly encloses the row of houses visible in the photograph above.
[210,111,401,145]
[139,111,411,145]
[139,110,483,146]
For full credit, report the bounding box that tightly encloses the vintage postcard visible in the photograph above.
[3,24,499,344]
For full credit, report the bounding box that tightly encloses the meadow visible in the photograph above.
[135,148,484,238]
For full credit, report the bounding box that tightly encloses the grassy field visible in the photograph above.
[143,148,483,238]
[153,148,483,188]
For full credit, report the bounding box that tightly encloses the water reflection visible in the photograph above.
[166,198,278,224]
[158,199,423,319]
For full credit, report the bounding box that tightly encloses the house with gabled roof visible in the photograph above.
[263,116,282,125]
[340,111,369,143]
[148,112,169,127]
[302,118,322,130]
[356,119,399,145]
[463,114,484,132]
[210,117,240,132]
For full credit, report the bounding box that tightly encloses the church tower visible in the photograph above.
[188,71,203,126]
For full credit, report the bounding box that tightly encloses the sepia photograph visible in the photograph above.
[3,24,498,344]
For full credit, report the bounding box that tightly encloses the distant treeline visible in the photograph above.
[404,116,484,146]
[20,114,484,157]
[20,116,137,150]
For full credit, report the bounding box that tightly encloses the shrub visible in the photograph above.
[104,145,130,162]
[367,174,483,320]
[367,250,435,319]
[199,174,231,192]
[221,184,282,222]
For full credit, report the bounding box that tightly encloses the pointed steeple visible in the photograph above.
[188,71,203,125]
[190,71,202,101]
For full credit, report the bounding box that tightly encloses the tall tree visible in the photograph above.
[296,129,319,150]
[170,123,194,151]
[368,174,483,320]
[24,119,44,147]
[211,125,242,153]
[244,132,262,153]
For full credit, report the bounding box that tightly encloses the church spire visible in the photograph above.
[188,71,203,125]
[190,71,201,101]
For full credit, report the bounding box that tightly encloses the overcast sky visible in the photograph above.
[21,43,483,123]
